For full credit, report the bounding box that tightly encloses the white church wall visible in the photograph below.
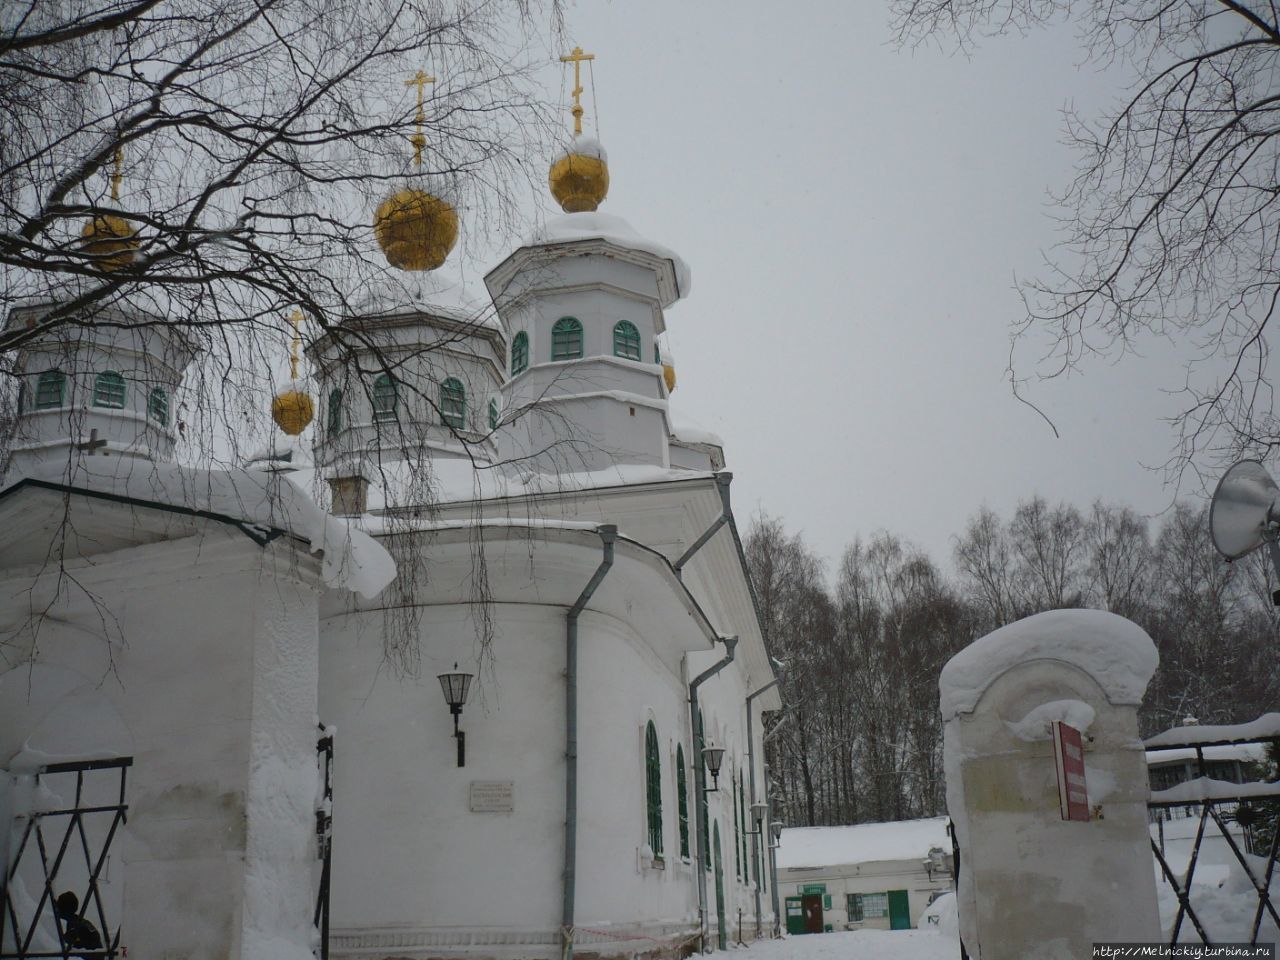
[491,254,667,332]
[0,529,324,960]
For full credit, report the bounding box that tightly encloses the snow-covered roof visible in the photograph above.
[777,817,951,870]
[1144,713,1280,749]
[939,609,1159,720]
[348,271,501,331]
[670,411,724,448]
[525,211,692,298]
[4,459,394,599]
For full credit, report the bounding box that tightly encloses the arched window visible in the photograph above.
[327,389,343,434]
[645,721,663,859]
[35,370,65,410]
[511,330,529,376]
[676,744,690,859]
[551,317,583,361]
[15,381,25,415]
[488,398,499,431]
[440,378,465,430]
[93,371,126,408]
[613,320,641,361]
[372,374,397,422]
[148,387,169,426]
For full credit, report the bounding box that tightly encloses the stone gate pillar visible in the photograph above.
[940,609,1161,959]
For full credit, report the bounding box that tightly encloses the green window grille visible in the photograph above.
[612,320,641,361]
[35,371,65,409]
[488,398,499,431]
[645,721,663,858]
[440,378,466,430]
[511,331,529,375]
[93,371,126,408]
[551,317,583,361]
[148,387,169,426]
[676,744,690,858]
[372,374,397,422]
[327,389,343,434]
[737,773,747,885]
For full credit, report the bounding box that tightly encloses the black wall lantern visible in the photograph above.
[436,663,474,767]
[702,743,726,792]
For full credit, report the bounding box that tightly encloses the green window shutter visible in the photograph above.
[93,371,126,408]
[148,388,169,426]
[676,744,690,858]
[440,377,466,430]
[654,341,662,364]
[372,374,397,422]
[35,371,65,410]
[733,771,742,880]
[645,721,663,858]
[511,331,529,375]
[551,317,583,361]
[740,772,749,879]
[488,398,499,431]
[612,320,641,361]
[327,389,343,434]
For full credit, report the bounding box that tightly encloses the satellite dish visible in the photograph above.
[1209,460,1280,560]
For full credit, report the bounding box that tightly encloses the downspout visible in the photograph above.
[763,715,791,938]
[562,524,617,960]
[745,679,779,939]
[689,635,737,954]
[673,472,733,577]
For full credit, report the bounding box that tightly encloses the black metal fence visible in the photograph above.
[1,758,131,960]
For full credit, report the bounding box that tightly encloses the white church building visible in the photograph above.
[0,61,781,960]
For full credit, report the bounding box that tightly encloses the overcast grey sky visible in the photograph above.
[470,2,1209,572]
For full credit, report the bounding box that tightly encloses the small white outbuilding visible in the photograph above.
[776,817,953,934]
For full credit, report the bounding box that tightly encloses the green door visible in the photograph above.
[713,822,726,949]
[784,897,805,935]
[888,889,911,930]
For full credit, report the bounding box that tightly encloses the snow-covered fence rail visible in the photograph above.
[1145,714,1280,946]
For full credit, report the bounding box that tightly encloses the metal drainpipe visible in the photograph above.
[673,472,733,577]
[744,679,779,939]
[689,635,737,954]
[763,715,791,937]
[562,524,617,960]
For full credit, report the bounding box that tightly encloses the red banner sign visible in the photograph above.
[1051,721,1090,822]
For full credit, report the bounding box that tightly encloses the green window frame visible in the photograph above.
[148,387,169,426]
[327,388,343,434]
[35,371,65,409]
[440,377,465,431]
[645,721,663,858]
[488,398,499,431]
[676,744,690,859]
[612,320,641,361]
[551,317,583,361]
[372,374,397,422]
[511,330,529,375]
[737,773,747,885]
[93,371,126,409]
[654,342,662,364]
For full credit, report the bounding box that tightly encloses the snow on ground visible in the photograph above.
[728,928,957,960]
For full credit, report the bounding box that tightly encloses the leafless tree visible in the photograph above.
[892,0,1280,483]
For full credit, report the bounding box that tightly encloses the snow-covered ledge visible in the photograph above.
[940,610,1161,959]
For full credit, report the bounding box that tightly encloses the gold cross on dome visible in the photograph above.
[110,146,124,201]
[404,69,436,166]
[559,46,595,135]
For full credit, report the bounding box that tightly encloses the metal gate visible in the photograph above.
[1147,723,1280,945]
[1,758,131,959]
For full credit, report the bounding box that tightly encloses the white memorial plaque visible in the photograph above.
[469,780,514,813]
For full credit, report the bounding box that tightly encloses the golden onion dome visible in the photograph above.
[374,187,459,271]
[549,137,609,213]
[272,387,315,436]
[79,213,139,272]
[663,362,677,393]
